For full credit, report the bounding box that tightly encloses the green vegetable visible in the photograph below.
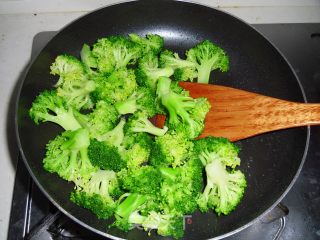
[194,137,246,215]
[29,33,246,239]
[29,90,82,131]
[43,128,97,183]
[70,170,118,219]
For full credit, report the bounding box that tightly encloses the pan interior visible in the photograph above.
[16,1,308,239]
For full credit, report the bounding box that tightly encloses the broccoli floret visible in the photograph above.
[173,67,197,82]
[157,77,208,138]
[80,43,98,70]
[88,139,126,172]
[186,40,229,84]
[113,193,148,231]
[70,170,118,219]
[125,111,168,136]
[135,52,174,89]
[159,158,203,216]
[29,90,82,131]
[128,33,164,54]
[50,54,87,86]
[114,86,157,117]
[83,101,119,139]
[128,211,184,239]
[92,36,141,74]
[91,68,137,104]
[118,166,162,195]
[160,50,196,71]
[194,137,246,215]
[50,54,95,110]
[121,132,153,169]
[43,128,97,183]
[150,130,193,168]
[193,136,240,168]
[97,118,126,148]
[56,78,95,110]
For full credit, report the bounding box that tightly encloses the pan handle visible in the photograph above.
[260,202,289,240]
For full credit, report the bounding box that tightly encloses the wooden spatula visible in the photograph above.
[153,82,320,142]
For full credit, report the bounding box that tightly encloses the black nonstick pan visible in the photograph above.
[15,1,309,239]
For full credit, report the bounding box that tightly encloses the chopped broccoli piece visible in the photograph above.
[88,139,126,172]
[70,170,118,219]
[128,33,164,54]
[125,111,168,136]
[194,137,246,215]
[121,132,153,169]
[92,36,141,73]
[186,40,229,83]
[118,166,162,195]
[128,211,184,239]
[150,130,193,168]
[97,118,126,148]
[43,128,97,183]
[80,43,98,70]
[135,52,174,89]
[29,90,82,131]
[113,193,148,231]
[83,101,119,139]
[50,54,87,86]
[114,86,157,117]
[193,136,240,168]
[157,77,209,138]
[159,158,203,216]
[91,68,137,104]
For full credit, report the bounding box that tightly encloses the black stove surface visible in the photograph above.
[7,24,320,240]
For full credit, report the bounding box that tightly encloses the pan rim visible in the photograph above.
[14,1,310,239]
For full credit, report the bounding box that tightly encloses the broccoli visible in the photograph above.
[159,158,203,216]
[97,118,126,148]
[91,68,137,104]
[186,40,229,84]
[121,132,153,169]
[88,139,126,172]
[114,86,157,117]
[118,166,162,195]
[194,137,246,215]
[83,101,119,139]
[193,136,240,168]
[160,40,229,83]
[128,33,164,54]
[29,90,82,131]
[50,54,87,86]
[92,36,141,73]
[43,128,97,183]
[80,43,98,70]
[150,130,193,168]
[156,77,210,138]
[135,52,174,89]
[128,211,184,239]
[125,111,168,136]
[50,54,96,110]
[113,193,148,231]
[70,170,118,219]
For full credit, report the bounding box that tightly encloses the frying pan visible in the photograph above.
[15,1,309,239]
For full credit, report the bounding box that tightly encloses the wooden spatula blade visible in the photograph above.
[179,82,320,141]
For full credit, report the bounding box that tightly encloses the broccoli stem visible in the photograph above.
[132,118,168,136]
[115,98,137,115]
[197,64,212,84]
[47,108,82,131]
[116,193,147,219]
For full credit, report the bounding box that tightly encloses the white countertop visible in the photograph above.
[1,1,320,239]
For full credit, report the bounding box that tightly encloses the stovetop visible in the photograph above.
[8,24,320,240]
